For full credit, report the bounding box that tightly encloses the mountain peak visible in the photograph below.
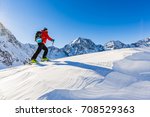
[0,22,12,37]
[143,37,150,43]
[131,37,150,47]
[70,37,93,45]
[63,37,104,56]
[0,22,5,29]
[104,40,128,50]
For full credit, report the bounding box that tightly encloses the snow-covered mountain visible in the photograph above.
[0,47,150,100]
[0,23,36,69]
[47,46,67,59]
[104,40,129,50]
[130,38,150,47]
[1,22,150,69]
[63,37,104,56]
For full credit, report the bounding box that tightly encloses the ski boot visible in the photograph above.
[41,57,49,62]
[30,59,38,64]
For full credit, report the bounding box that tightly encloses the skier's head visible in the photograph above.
[43,27,48,31]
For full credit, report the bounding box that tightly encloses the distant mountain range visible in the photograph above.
[0,22,150,69]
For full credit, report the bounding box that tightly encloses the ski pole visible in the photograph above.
[52,39,55,46]
[52,41,54,46]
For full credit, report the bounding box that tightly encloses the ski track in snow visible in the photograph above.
[0,48,150,100]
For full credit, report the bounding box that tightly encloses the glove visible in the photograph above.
[52,39,55,43]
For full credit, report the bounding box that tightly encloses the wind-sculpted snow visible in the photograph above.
[39,48,150,100]
[0,48,150,100]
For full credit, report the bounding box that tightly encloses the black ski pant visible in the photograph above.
[31,43,48,60]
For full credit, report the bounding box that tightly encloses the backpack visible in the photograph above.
[35,31,42,43]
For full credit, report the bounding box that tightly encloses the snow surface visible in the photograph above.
[0,47,150,100]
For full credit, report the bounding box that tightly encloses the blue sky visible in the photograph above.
[0,0,150,47]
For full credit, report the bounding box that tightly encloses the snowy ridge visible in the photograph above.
[131,38,150,47]
[0,47,150,100]
[0,23,42,68]
[0,22,150,70]
[63,37,104,56]
[47,46,67,59]
[104,40,129,50]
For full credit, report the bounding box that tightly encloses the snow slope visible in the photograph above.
[0,47,150,100]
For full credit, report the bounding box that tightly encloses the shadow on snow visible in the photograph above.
[39,61,113,100]
[53,61,112,76]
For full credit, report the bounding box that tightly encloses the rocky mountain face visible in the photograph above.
[0,22,150,69]
[104,40,130,50]
[130,38,150,47]
[47,46,67,59]
[0,23,37,69]
[63,37,104,56]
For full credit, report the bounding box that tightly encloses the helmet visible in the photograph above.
[43,27,48,31]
